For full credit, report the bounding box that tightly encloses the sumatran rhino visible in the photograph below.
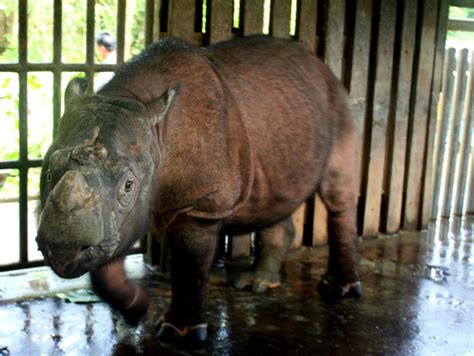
[36,35,361,343]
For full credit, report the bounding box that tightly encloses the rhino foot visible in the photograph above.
[234,271,281,293]
[316,275,362,299]
[156,317,207,344]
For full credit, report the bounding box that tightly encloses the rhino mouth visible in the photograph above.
[37,235,120,279]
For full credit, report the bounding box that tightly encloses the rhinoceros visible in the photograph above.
[36,35,361,343]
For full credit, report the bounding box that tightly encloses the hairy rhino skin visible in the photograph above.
[37,35,360,343]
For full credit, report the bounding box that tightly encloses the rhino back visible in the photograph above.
[204,36,345,226]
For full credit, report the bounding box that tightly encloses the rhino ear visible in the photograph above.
[64,77,88,109]
[148,84,181,125]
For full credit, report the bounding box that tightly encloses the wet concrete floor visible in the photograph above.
[0,218,473,355]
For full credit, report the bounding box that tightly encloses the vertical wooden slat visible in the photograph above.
[271,0,291,39]
[243,0,264,35]
[430,48,456,219]
[454,51,474,215]
[297,0,317,53]
[440,49,469,218]
[313,0,346,245]
[467,138,474,215]
[362,0,396,237]
[210,0,233,44]
[403,0,439,229]
[168,0,198,45]
[324,0,345,79]
[421,0,449,226]
[385,0,418,234]
[290,204,306,249]
[350,0,373,195]
[229,233,252,259]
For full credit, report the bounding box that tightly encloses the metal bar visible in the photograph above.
[448,19,474,32]
[0,160,43,170]
[53,0,62,137]
[0,63,118,71]
[117,0,126,64]
[18,0,28,264]
[451,0,474,7]
[145,0,155,45]
[0,260,45,272]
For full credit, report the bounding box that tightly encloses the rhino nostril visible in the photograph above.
[81,245,92,251]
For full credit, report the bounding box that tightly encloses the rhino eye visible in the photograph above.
[46,169,51,183]
[124,179,134,192]
[117,170,137,208]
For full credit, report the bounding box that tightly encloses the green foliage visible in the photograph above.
[0,0,147,200]
[447,6,474,48]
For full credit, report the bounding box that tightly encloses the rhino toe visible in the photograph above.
[317,275,362,299]
[156,318,208,344]
[234,271,281,293]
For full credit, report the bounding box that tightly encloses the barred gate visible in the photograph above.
[0,0,452,271]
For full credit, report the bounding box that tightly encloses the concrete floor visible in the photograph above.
[0,217,472,355]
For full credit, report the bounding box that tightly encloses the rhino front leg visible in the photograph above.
[234,216,295,293]
[90,257,150,325]
[156,216,218,343]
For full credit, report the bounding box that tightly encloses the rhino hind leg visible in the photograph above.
[234,216,295,293]
[90,257,150,325]
[316,127,362,299]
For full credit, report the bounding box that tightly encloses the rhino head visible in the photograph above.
[36,85,177,278]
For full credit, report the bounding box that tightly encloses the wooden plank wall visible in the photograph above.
[144,0,449,264]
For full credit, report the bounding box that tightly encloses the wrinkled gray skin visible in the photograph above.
[37,35,361,343]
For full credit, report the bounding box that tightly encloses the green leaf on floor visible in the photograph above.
[56,289,102,303]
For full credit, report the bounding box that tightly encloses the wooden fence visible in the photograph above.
[430,47,473,220]
[145,0,452,265]
[0,0,454,271]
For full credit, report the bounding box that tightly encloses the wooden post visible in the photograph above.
[385,0,418,234]
[453,50,473,215]
[440,49,469,218]
[429,49,456,220]
[362,0,396,238]
[403,0,439,229]
[421,0,449,227]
